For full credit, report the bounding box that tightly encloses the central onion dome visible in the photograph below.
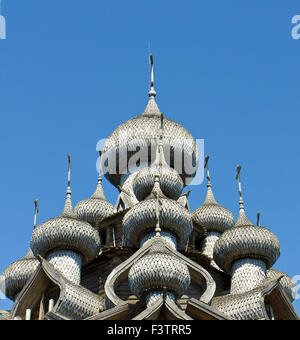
[102,55,198,188]
[2,249,39,301]
[128,238,191,300]
[74,152,114,226]
[123,178,193,250]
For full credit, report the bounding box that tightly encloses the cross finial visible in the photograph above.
[204,155,211,184]
[149,54,156,98]
[65,154,72,199]
[60,154,76,218]
[91,150,108,200]
[236,165,244,209]
[142,54,161,116]
[160,112,164,139]
[257,212,260,227]
[33,199,38,229]
[150,54,154,87]
[67,154,71,189]
[159,113,164,167]
[98,150,103,182]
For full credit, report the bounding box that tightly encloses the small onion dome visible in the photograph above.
[123,197,193,250]
[74,175,114,226]
[31,156,101,265]
[267,269,296,302]
[31,192,101,265]
[192,183,235,233]
[214,166,280,274]
[213,207,280,274]
[2,249,39,301]
[102,56,198,187]
[128,238,190,299]
[133,142,184,201]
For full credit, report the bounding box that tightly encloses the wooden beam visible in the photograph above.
[38,294,45,320]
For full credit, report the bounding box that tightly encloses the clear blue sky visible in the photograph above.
[0,1,300,314]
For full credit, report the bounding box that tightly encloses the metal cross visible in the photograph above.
[33,200,38,229]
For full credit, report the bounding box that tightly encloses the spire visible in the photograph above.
[25,199,39,259]
[142,54,161,117]
[149,174,164,237]
[91,151,107,200]
[159,112,164,154]
[149,54,156,98]
[152,113,167,171]
[148,174,165,199]
[61,154,76,218]
[236,165,243,209]
[257,212,260,227]
[155,181,162,237]
[33,200,38,229]
[203,155,217,205]
[234,165,252,227]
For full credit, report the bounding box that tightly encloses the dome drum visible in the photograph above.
[230,258,267,295]
[47,250,82,285]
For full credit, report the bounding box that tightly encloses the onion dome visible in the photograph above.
[214,166,280,274]
[31,156,101,265]
[74,152,114,226]
[123,176,193,250]
[2,201,40,301]
[133,114,184,201]
[128,237,190,300]
[192,156,235,233]
[2,249,39,301]
[102,54,198,187]
[267,269,296,302]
